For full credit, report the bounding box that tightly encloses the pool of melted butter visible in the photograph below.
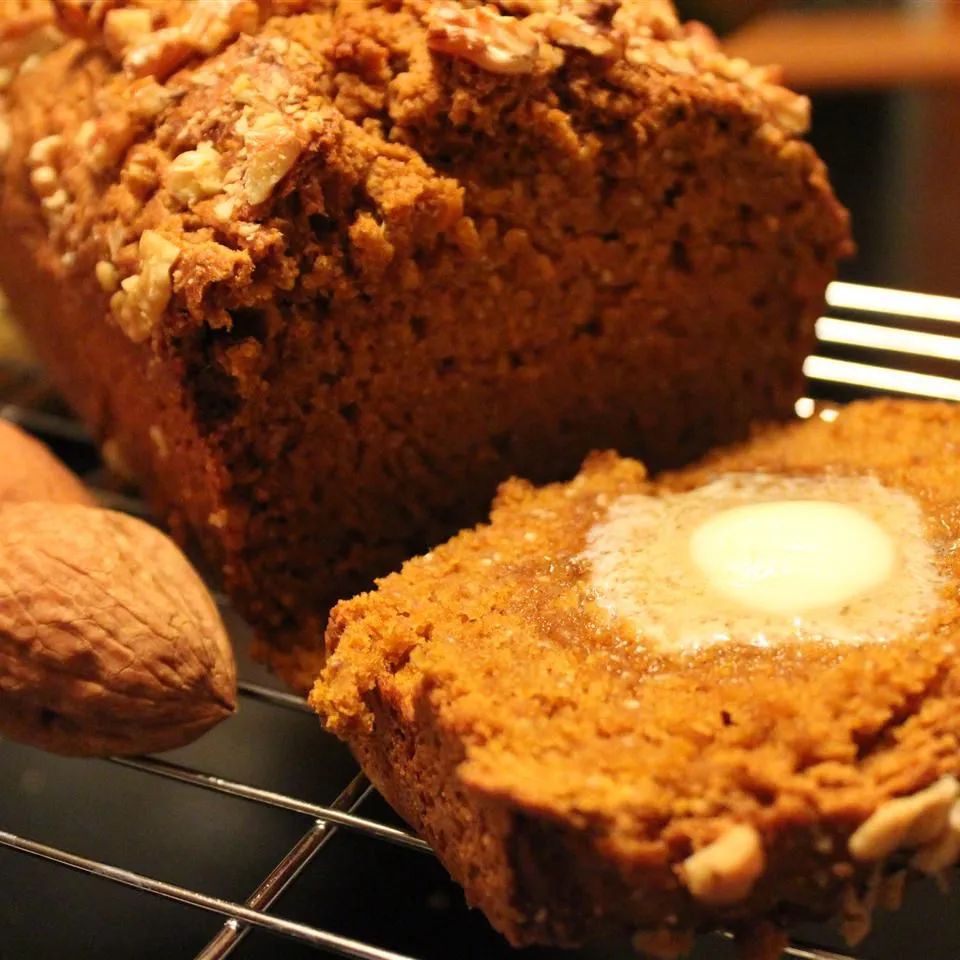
[581,474,945,653]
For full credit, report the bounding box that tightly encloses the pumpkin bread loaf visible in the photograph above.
[0,0,850,687]
[313,399,960,954]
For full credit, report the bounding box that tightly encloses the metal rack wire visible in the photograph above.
[2,279,959,960]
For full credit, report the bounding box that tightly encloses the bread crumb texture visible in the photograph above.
[0,0,850,685]
[313,400,960,950]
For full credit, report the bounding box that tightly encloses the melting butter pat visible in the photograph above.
[689,500,896,615]
[582,474,942,652]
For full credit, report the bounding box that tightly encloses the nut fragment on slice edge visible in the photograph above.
[110,229,180,343]
[679,823,765,905]
[849,775,960,865]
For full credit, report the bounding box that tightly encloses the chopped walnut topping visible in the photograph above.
[123,0,260,80]
[123,26,191,80]
[110,230,180,343]
[27,134,64,167]
[849,776,960,862]
[130,77,176,119]
[427,3,540,75]
[542,11,618,57]
[212,197,237,221]
[764,87,810,136]
[208,509,229,529]
[166,141,224,205]
[95,259,120,293]
[241,112,302,205]
[679,824,764,905]
[29,164,58,198]
[612,0,680,42]
[230,72,257,105]
[626,37,695,76]
[85,113,137,174]
[102,7,153,60]
[41,188,68,212]
[74,119,96,149]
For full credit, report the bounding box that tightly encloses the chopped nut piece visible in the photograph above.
[122,0,260,79]
[427,3,539,75]
[680,824,764,905]
[208,509,229,529]
[27,133,64,167]
[166,141,224,205]
[83,111,140,174]
[612,0,680,41]
[130,77,176,119]
[767,88,810,136]
[123,25,191,80]
[849,776,960,861]
[74,119,96,149]
[911,799,960,873]
[29,164,58,198]
[41,188,68,212]
[95,259,120,293]
[212,197,237,221]
[102,7,153,60]
[241,112,302,205]
[110,230,180,343]
[543,12,618,57]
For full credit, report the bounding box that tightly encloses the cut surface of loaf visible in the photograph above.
[311,399,960,952]
[0,0,850,688]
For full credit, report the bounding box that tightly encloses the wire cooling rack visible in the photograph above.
[1,280,960,960]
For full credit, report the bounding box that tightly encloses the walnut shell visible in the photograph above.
[0,503,236,755]
[0,419,94,505]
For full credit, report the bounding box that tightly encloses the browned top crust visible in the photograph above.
[0,0,820,348]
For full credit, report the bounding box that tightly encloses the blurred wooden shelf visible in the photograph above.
[726,9,960,90]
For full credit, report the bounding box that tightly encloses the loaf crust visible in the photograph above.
[312,399,960,952]
[0,1,850,688]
